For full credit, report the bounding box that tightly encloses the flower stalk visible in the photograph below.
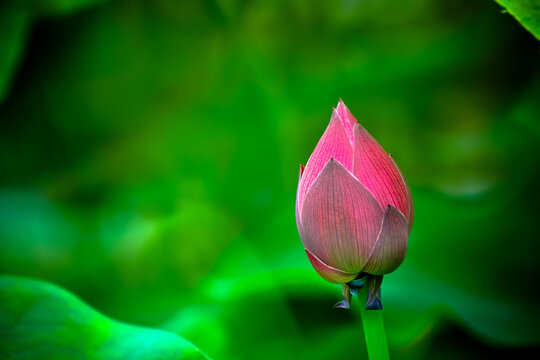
[359,285,390,360]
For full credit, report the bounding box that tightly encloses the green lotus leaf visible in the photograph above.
[496,0,540,40]
[0,276,211,360]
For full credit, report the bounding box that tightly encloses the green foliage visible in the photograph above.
[496,0,540,40]
[0,276,210,359]
[0,0,110,103]
[0,5,29,103]
[0,1,539,359]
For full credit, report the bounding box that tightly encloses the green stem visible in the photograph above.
[359,286,390,360]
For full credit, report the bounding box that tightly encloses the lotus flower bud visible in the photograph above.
[296,100,413,309]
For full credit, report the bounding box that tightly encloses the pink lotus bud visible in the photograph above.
[296,100,413,309]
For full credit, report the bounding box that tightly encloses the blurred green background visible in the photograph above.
[1,0,540,359]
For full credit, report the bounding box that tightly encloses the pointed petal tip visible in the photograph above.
[320,156,347,175]
[305,249,357,284]
[353,120,376,143]
[336,99,358,125]
[387,204,407,220]
[333,301,350,309]
[365,299,383,310]
[364,275,383,310]
[330,108,341,124]
[332,105,355,142]
[334,284,352,308]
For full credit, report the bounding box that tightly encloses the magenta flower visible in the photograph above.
[296,100,413,309]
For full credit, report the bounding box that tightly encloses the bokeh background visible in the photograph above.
[1,0,540,359]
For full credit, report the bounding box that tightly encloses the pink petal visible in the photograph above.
[336,99,357,142]
[390,155,414,231]
[297,110,354,217]
[362,205,408,275]
[305,249,357,284]
[300,158,383,273]
[353,123,412,222]
[296,165,305,238]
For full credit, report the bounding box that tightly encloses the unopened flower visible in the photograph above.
[296,100,413,309]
